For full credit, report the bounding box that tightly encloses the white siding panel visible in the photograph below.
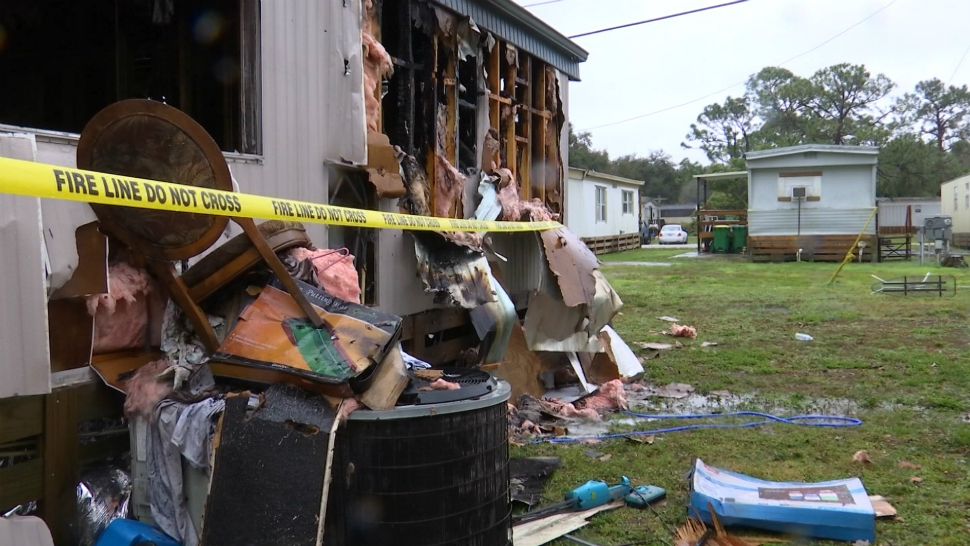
[941,176,970,233]
[877,200,942,228]
[0,134,51,398]
[749,208,876,236]
[489,232,547,296]
[256,0,367,245]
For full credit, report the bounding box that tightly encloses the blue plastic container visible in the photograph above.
[94,519,181,546]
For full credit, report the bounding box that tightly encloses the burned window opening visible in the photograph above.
[457,56,479,171]
[0,0,260,154]
[376,0,564,221]
[327,165,378,306]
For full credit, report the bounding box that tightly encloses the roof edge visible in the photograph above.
[746,144,880,161]
[484,0,589,62]
[569,167,645,186]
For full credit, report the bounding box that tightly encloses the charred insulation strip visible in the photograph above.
[413,231,496,309]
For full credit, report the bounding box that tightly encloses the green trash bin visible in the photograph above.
[731,225,748,254]
[712,226,731,253]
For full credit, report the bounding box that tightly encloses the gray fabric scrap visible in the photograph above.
[148,398,225,546]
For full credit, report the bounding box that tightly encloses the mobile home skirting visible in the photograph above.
[748,208,876,237]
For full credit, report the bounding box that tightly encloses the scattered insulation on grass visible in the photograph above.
[670,323,697,338]
[577,379,628,411]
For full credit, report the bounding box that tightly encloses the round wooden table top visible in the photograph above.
[77,99,233,261]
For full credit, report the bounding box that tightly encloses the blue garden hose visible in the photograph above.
[535,410,862,444]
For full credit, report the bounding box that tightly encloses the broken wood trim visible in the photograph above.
[533,60,547,203]
[239,0,262,155]
[505,44,518,194]
[488,93,512,105]
[519,54,532,201]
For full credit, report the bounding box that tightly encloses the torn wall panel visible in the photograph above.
[365,132,406,198]
[522,291,601,353]
[413,232,496,309]
[540,227,599,309]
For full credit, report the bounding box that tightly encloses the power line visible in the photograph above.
[948,41,970,85]
[522,0,567,7]
[580,0,897,132]
[569,0,751,39]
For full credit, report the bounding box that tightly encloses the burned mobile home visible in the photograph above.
[0,1,646,546]
[0,0,588,346]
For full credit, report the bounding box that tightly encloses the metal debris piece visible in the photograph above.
[469,268,515,364]
[540,227,599,309]
[870,274,956,296]
[413,232,495,309]
[638,342,674,351]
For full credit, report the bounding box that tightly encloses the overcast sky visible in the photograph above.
[514,0,970,165]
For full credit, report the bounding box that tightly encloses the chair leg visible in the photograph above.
[235,218,325,328]
[154,261,222,352]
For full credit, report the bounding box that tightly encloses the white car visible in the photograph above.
[657,224,688,245]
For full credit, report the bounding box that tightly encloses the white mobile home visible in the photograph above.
[941,174,970,248]
[746,144,878,261]
[0,1,595,539]
[566,168,643,239]
[877,197,942,234]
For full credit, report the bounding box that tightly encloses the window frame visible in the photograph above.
[621,190,634,214]
[595,186,607,223]
[0,0,262,155]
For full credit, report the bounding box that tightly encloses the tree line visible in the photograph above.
[569,63,970,209]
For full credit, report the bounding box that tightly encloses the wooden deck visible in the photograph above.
[748,235,877,263]
[581,234,641,255]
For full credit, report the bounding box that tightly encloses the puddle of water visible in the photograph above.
[543,384,916,439]
[602,261,673,267]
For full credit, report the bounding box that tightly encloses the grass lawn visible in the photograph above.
[512,257,970,545]
[599,247,693,262]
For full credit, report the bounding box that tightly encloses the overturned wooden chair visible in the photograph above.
[76,99,322,352]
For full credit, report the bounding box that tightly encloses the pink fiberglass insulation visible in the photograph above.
[288,247,361,304]
[543,399,601,421]
[429,378,461,390]
[442,231,484,250]
[496,170,557,222]
[124,359,173,419]
[86,263,158,354]
[577,379,629,411]
[670,324,697,338]
[434,154,466,218]
[337,397,361,425]
[362,3,393,133]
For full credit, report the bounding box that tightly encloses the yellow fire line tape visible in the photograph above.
[0,157,562,233]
